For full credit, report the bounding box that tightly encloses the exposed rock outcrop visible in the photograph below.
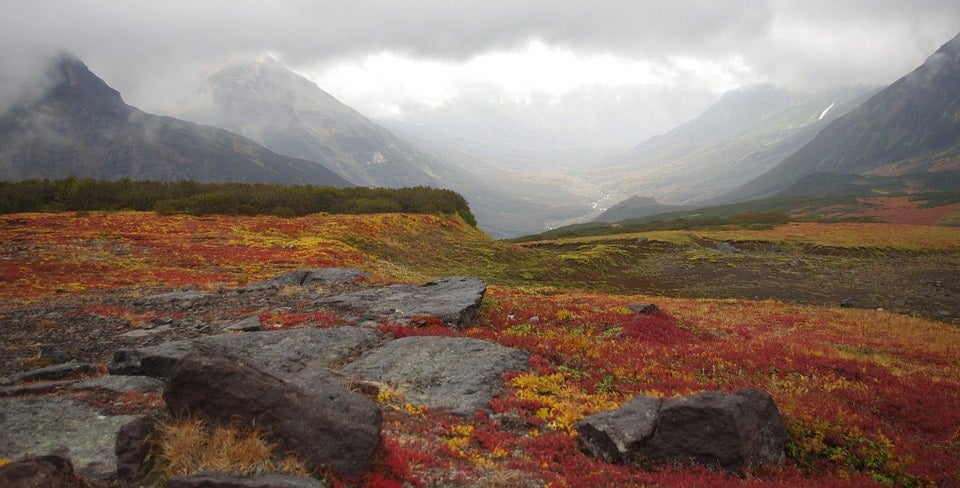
[577,387,787,473]
[316,276,486,327]
[342,336,529,416]
[110,327,382,379]
[0,397,139,478]
[163,352,382,478]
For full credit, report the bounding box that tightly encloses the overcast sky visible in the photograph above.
[2,0,959,117]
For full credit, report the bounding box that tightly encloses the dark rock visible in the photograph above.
[110,327,382,378]
[576,387,786,473]
[576,395,663,463]
[40,345,73,365]
[0,455,84,488]
[166,473,325,488]
[316,276,487,327]
[241,268,368,291]
[0,362,99,386]
[342,336,529,416]
[0,380,79,397]
[626,304,658,315]
[115,416,157,483]
[0,397,138,478]
[221,315,263,333]
[163,353,381,477]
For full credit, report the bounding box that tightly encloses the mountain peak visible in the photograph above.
[44,54,127,116]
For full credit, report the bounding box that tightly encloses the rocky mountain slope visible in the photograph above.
[0,56,351,187]
[592,84,874,205]
[178,56,446,188]
[177,57,606,237]
[728,31,960,201]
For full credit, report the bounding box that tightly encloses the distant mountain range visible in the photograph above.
[0,56,351,187]
[177,56,446,188]
[173,57,612,238]
[726,31,960,201]
[590,83,876,205]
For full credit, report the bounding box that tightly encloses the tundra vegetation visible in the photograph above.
[0,201,958,487]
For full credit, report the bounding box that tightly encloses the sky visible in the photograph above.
[2,1,959,117]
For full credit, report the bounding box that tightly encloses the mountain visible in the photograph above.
[377,84,716,172]
[728,32,960,201]
[590,84,875,205]
[178,56,446,188]
[0,56,351,187]
[176,57,611,237]
[594,196,691,223]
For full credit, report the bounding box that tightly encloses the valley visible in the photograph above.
[0,211,958,486]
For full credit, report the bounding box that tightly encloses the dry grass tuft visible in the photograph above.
[154,417,308,479]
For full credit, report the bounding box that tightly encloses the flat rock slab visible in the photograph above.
[316,276,487,327]
[111,327,383,379]
[342,336,529,416]
[0,397,138,479]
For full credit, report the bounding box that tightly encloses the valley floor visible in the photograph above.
[1,212,958,486]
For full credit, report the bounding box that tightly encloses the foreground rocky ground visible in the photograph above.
[1,214,957,486]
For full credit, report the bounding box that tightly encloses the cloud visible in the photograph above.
[1,0,958,113]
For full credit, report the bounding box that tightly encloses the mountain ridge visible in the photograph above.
[0,55,352,187]
[592,83,876,205]
[727,31,960,201]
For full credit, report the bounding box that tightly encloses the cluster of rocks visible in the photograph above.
[0,269,788,487]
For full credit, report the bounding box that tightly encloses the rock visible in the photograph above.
[626,304,658,315]
[73,375,164,393]
[576,395,663,464]
[110,327,382,378]
[576,387,786,473]
[0,397,139,478]
[0,380,79,397]
[121,324,173,338]
[115,416,157,483]
[316,276,487,327]
[0,362,99,386]
[716,242,741,254]
[166,473,326,488]
[221,315,263,333]
[40,345,73,365]
[0,455,84,488]
[342,336,529,416]
[163,353,381,478]
[241,268,368,291]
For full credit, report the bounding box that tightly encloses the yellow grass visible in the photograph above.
[155,417,307,479]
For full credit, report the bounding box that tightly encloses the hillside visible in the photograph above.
[729,31,960,201]
[179,56,446,188]
[178,57,595,238]
[0,211,958,486]
[0,56,351,187]
[592,84,874,205]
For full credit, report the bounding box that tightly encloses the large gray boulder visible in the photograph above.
[0,397,139,478]
[577,387,787,473]
[316,276,486,327]
[110,327,382,379]
[342,336,529,416]
[163,353,382,478]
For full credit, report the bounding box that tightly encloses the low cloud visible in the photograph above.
[1,0,958,114]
